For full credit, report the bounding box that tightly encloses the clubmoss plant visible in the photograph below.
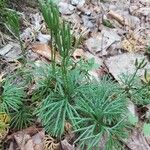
[35,1,85,138]
[34,2,130,150]
[120,59,150,105]
[5,11,26,64]
[0,77,24,113]
[10,103,34,130]
[0,75,34,130]
[74,78,128,149]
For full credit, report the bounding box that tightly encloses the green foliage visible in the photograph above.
[1,1,149,149]
[34,2,131,149]
[74,78,128,149]
[128,113,138,126]
[102,19,115,28]
[0,73,34,130]
[0,78,25,113]
[5,10,26,62]
[120,59,150,105]
[6,11,20,38]
[35,0,78,137]
[10,104,34,130]
[34,63,87,137]
[0,0,7,21]
[143,123,150,137]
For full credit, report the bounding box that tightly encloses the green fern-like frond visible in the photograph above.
[0,78,25,113]
[74,78,128,149]
[10,104,34,130]
[36,83,79,137]
[120,73,150,105]
[6,11,20,38]
[131,86,150,105]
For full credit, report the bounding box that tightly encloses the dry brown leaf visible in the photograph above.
[24,138,34,150]
[31,43,61,62]
[121,29,146,52]
[108,10,127,26]
[105,53,150,83]
[8,142,14,150]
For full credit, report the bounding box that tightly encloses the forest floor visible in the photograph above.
[0,0,150,150]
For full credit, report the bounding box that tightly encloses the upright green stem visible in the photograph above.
[18,36,26,65]
[128,68,138,88]
[50,31,56,75]
[61,57,68,92]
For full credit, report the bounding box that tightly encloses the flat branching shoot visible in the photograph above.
[74,78,128,149]
[120,59,150,105]
[10,104,34,130]
[36,1,79,138]
[39,0,60,74]
[0,77,25,113]
[120,58,147,91]
[5,11,26,63]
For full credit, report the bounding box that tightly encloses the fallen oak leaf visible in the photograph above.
[31,43,61,62]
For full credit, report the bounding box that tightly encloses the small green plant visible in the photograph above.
[0,0,7,20]
[34,2,131,149]
[74,78,128,149]
[35,0,79,138]
[0,78,24,113]
[120,59,150,105]
[10,104,34,130]
[0,75,34,130]
[5,11,26,64]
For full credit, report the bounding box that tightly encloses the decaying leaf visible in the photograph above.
[72,49,85,60]
[85,28,121,55]
[121,38,137,52]
[32,131,45,150]
[31,43,61,62]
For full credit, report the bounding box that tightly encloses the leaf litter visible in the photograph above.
[0,0,150,149]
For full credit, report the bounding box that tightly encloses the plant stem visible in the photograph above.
[128,68,138,88]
